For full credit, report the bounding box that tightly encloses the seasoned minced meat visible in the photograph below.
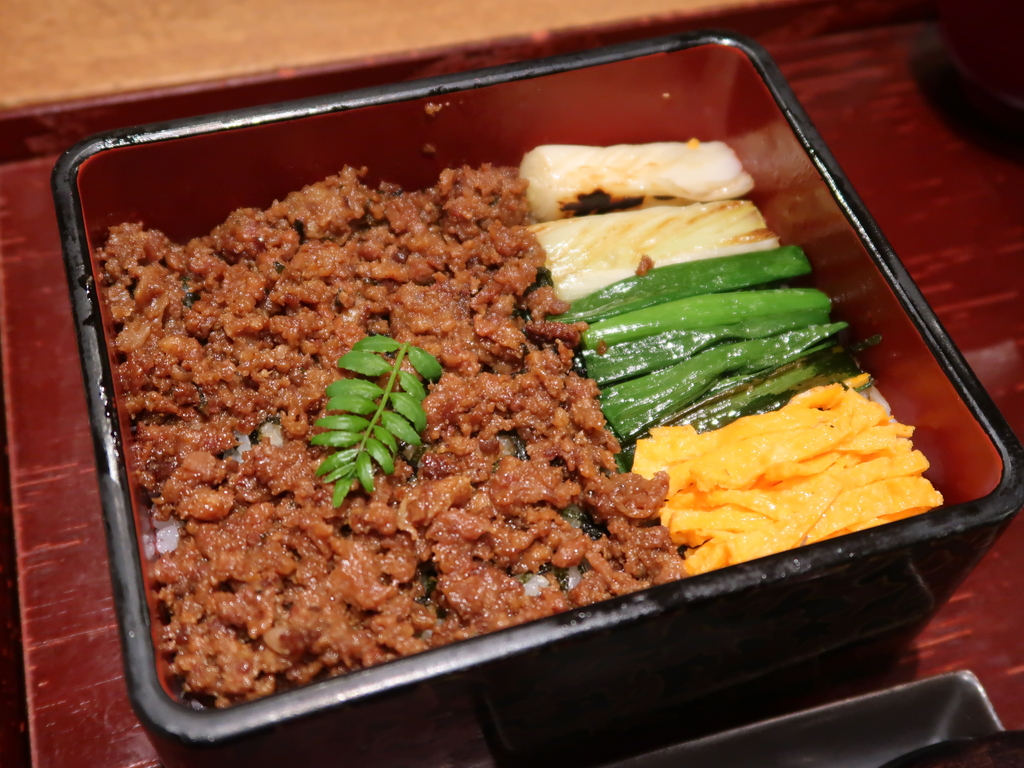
[97,165,681,707]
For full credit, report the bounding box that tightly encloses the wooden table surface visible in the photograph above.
[2,6,1024,768]
[1,0,779,110]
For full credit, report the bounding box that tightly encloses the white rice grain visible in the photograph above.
[223,430,252,461]
[156,420,277,558]
[154,518,182,554]
[522,574,550,597]
[259,422,284,447]
[141,531,156,560]
[566,565,582,591]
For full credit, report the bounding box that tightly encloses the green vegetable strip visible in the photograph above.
[610,345,862,472]
[583,288,832,348]
[601,323,847,441]
[661,345,864,434]
[581,309,829,387]
[614,444,637,474]
[554,245,812,324]
[677,341,836,406]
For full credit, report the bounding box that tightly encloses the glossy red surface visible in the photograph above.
[3,18,1024,768]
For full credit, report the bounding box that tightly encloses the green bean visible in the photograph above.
[554,245,812,324]
[583,288,832,348]
[581,310,831,387]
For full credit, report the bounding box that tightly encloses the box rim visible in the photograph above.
[50,29,1024,746]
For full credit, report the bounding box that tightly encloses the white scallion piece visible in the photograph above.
[531,201,779,301]
[522,574,550,597]
[520,141,754,222]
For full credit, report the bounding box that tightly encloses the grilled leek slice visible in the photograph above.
[520,141,754,222]
[530,202,779,302]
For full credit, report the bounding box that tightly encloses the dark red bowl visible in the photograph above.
[51,31,1024,768]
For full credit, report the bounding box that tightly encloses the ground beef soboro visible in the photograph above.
[97,164,681,707]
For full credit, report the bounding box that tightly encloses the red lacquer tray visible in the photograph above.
[3,7,1024,768]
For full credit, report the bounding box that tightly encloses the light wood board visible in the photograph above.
[0,0,772,109]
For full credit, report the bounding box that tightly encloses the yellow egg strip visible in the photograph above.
[634,380,943,576]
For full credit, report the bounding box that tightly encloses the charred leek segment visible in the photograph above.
[520,141,755,222]
[600,323,847,442]
[531,201,780,301]
[554,246,812,325]
[583,288,832,348]
[313,336,442,506]
[581,310,829,387]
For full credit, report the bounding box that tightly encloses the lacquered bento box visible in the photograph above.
[51,31,1024,768]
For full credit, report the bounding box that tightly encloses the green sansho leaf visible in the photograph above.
[315,415,370,432]
[314,336,439,506]
[380,411,421,445]
[389,392,427,432]
[326,379,385,400]
[327,394,378,415]
[398,370,427,401]
[407,346,443,380]
[373,425,397,453]
[338,350,394,377]
[364,438,395,475]
[353,336,402,353]
[323,464,356,484]
[356,451,374,493]
[332,478,355,507]
[310,431,361,448]
[316,449,358,477]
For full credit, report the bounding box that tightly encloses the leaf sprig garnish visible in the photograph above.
[312,336,442,507]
